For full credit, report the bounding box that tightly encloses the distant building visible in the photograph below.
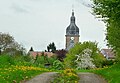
[65,10,80,50]
[101,49,115,60]
[29,51,54,58]
[28,47,54,58]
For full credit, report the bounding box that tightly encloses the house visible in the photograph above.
[29,51,54,59]
[28,47,55,58]
[101,49,115,60]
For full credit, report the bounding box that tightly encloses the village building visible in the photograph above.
[28,47,54,58]
[101,49,115,60]
[29,50,54,59]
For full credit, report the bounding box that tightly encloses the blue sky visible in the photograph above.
[0,0,107,51]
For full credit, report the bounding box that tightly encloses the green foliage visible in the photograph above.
[0,54,51,83]
[0,32,26,55]
[48,56,57,65]
[0,55,15,67]
[92,0,120,60]
[64,41,105,68]
[103,59,115,66]
[92,53,106,68]
[53,60,64,70]
[0,66,50,83]
[92,63,120,83]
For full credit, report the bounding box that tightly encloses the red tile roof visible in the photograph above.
[29,51,54,58]
[101,49,115,59]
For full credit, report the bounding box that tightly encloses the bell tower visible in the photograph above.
[65,10,80,50]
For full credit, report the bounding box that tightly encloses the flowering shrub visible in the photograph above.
[75,49,96,70]
[52,68,79,83]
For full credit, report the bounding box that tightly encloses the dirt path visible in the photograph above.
[25,72,57,83]
[25,72,107,83]
[78,72,107,83]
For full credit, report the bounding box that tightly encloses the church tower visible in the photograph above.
[65,10,80,50]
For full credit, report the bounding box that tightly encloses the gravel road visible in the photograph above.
[25,72,57,83]
[25,72,107,83]
[78,72,107,83]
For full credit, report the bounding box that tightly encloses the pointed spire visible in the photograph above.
[71,9,75,23]
[72,4,74,16]
[72,10,74,16]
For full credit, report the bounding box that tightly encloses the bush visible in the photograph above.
[102,60,115,66]
[53,60,64,70]
[64,41,105,69]
[0,55,15,67]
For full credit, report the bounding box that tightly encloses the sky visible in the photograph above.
[0,0,107,51]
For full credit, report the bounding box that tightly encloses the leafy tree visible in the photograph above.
[64,41,105,68]
[92,0,120,61]
[75,49,96,70]
[47,46,50,52]
[55,49,67,61]
[0,32,26,55]
[47,42,56,53]
[29,47,34,51]
[0,32,14,51]
[0,47,1,55]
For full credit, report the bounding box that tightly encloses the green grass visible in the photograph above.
[0,55,51,83]
[77,69,92,72]
[91,63,120,83]
[0,65,50,83]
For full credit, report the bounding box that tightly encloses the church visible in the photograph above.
[65,10,80,50]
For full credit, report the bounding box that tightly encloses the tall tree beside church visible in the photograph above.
[92,0,120,61]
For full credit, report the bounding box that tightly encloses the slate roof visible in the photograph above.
[66,11,79,36]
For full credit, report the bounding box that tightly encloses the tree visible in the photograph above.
[47,46,50,52]
[55,49,67,61]
[47,42,56,53]
[92,0,120,61]
[0,32,14,52]
[75,49,96,70]
[64,41,105,68]
[0,32,26,55]
[29,47,34,51]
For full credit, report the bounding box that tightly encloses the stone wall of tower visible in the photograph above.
[65,35,79,49]
[65,36,71,49]
[74,36,79,44]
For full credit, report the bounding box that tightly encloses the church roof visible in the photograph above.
[66,11,79,35]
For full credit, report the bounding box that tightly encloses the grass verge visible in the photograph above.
[0,65,50,83]
[91,63,120,83]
